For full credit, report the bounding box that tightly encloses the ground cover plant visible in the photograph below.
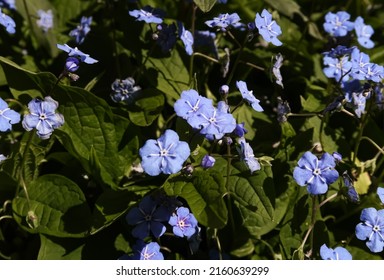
[1,0,384,260]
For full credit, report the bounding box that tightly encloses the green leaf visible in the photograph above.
[193,0,217,13]
[51,85,126,188]
[264,0,307,20]
[146,49,189,104]
[164,170,228,228]
[91,189,137,234]
[0,56,54,99]
[12,174,92,237]
[38,234,84,260]
[128,88,165,127]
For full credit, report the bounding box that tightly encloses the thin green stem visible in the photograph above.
[192,52,219,64]
[22,0,37,39]
[224,141,236,239]
[360,136,384,157]
[352,112,369,164]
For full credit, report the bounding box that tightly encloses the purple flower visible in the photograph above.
[22,96,64,140]
[237,137,261,173]
[201,154,215,169]
[110,77,141,104]
[323,11,354,37]
[139,129,190,176]
[129,6,164,24]
[0,97,20,131]
[205,13,241,31]
[127,240,164,260]
[255,9,282,46]
[293,151,339,195]
[57,43,98,64]
[320,244,352,260]
[323,55,352,82]
[168,207,198,238]
[354,16,374,49]
[174,89,213,129]
[36,9,53,32]
[178,22,193,55]
[69,16,92,45]
[0,8,15,34]
[236,80,263,112]
[126,195,170,239]
[356,207,384,253]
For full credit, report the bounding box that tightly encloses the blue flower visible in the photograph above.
[22,96,64,140]
[168,207,198,238]
[236,80,263,112]
[126,195,170,239]
[174,89,213,129]
[129,6,164,24]
[127,240,164,260]
[198,105,236,140]
[0,97,20,131]
[255,9,282,46]
[0,154,6,164]
[110,77,141,104]
[356,207,384,253]
[322,45,355,58]
[320,244,352,260]
[155,23,177,53]
[233,122,247,137]
[139,129,190,176]
[69,16,92,45]
[36,9,53,32]
[323,11,354,37]
[272,53,284,88]
[65,57,80,73]
[354,16,374,49]
[364,63,384,83]
[237,137,261,173]
[205,13,241,31]
[0,8,15,34]
[323,55,352,82]
[293,151,339,195]
[177,22,193,56]
[350,48,370,80]
[350,92,367,118]
[377,187,384,204]
[277,97,291,123]
[342,171,359,203]
[56,43,98,64]
[201,154,215,169]
[0,0,15,10]
[194,30,218,58]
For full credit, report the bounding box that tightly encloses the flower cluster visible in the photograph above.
[124,194,199,260]
[321,12,384,118]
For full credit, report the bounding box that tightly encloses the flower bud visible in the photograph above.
[201,154,215,169]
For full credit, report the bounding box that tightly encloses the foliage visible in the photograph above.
[1,0,384,260]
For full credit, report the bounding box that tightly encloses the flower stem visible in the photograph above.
[226,31,251,85]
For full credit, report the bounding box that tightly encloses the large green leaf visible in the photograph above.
[51,85,127,188]
[38,234,84,260]
[0,56,53,99]
[164,170,228,229]
[128,88,164,127]
[146,49,190,104]
[12,174,92,237]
